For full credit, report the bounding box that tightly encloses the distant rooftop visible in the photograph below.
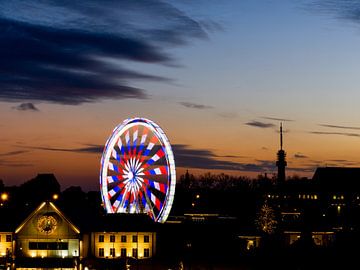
[312,167,360,191]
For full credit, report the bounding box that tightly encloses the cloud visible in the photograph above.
[262,116,294,122]
[22,143,275,173]
[294,153,308,159]
[0,150,30,157]
[13,103,39,111]
[245,121,275,129]
[173,145,275,172]
[0,1,213,105]
[20,144,103,154]
[217,112,238,119]
[309,131,360,137]
[318,124,360,130]
[0,159,33,167]
[179,102,213,109]
[309,1,360,25]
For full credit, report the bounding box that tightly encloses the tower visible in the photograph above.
[276,123,287,184]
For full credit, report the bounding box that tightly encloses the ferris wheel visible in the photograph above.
[100,118,176,223]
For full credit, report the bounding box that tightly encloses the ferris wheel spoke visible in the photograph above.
[143,166,168,176]
[143,178,168,194]
[142,136,157,157]
[117,137,126,156]
[138,130,148,153]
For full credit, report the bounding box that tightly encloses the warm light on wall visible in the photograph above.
[1,193,8,201]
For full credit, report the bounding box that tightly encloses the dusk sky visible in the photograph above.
[2,0,360,190]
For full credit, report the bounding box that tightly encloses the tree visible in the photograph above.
[256,201,278,234]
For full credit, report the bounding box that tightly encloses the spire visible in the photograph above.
[280,122,283,150]
[276,122,287,184]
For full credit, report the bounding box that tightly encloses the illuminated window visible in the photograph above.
[121,235,127,243]
[110,235,115,242]
[144,235,149,243]
[110,248,115,257]
[340,195,344,200]
[121,248,126,257]
[333,195,336,200]
[314,195,318,200]
[144,248,150,258]
[99,248,104,257]
[98,235,104,242]
[6,235,11,242]
[132,248,138,258]
[132,235,138,243]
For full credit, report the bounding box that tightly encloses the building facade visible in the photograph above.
[0,201,156,269]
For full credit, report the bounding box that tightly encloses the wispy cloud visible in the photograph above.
[13,103,39,111]
[309,1,360,25]
[20,144,103,154]
[0,159,33,167]
[179,102,213,109]
[245,120,275,129]
[262,116,294,122]
[318,124,360,130]
[21,143,275,173]
[218,112,238,119]
[294,153,308,159]
[0,1,214,105]
[0,150,30,157]
[310,131,360,137]
[173,145,275,172]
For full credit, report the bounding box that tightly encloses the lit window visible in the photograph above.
[314,195,318,200]
[98,235,104,242]
[333,195,336,200]
[121,235,127,243]
[340,195,344,200]
[132,248,138,258]
[6,235,11,242]
[144,235,150,243]
[110,235,115,242]
[132,235,138,243]
[144,248,150,258]
[99,248,104,257]
[121,248,126,257]
[110,248,115,257]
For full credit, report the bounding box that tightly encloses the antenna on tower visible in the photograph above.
[280,122,283,150]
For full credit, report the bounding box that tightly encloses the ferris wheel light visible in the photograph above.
[100,118,176,223]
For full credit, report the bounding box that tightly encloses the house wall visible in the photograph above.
[91,232,156,259]
[0,232,13,257]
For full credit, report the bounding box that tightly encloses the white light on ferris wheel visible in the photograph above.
[100,117,176,223]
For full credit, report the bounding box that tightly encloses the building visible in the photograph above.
[0,201,157,269]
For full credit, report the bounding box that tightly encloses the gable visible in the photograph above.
[15,201,80,239]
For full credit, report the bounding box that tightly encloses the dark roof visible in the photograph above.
[88,213,158,232]
[312,167,360,191]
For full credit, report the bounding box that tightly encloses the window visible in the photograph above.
[29,242,68,250]
[110,248,115,257]
[99,248,104,257]
[98,235,104,242]
[121,235,127,243]
[132,235,138,243]
[144,248,150,258]
[6,235,11,242]
[144,235,149,243]
[110,235,115,242]
[132,248,138,258]
[121,248,127,257]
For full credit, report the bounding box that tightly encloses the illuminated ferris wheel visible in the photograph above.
[100,118,176,223]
